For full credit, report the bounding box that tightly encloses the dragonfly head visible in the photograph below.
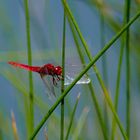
[54,66,62,75]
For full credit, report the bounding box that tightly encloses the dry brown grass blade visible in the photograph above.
[44,127,48,140]
[11,111,19,140]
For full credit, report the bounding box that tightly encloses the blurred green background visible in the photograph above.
[0,0,140,140]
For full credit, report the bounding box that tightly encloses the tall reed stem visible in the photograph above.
[61,1,129,139]
[61,12,66,140]
[65,94,80,140]
[24,0,34,136]
[68,19,108,140]
[100,14,109,135]
[111,0,131,139]
[125,0,131,138]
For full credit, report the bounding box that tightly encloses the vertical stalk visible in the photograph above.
[100,14,109,134]
[125,0,131,138]
[65,94,80,140]
[68,19,108,140]
[111,0,131,139]
[61,1,129,139]
[111,2,127,139]
[24,0,34,136]
[61,10,66,140]
[111,35,125,140]
[100,15,108,88]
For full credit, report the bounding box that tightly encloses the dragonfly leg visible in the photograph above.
[52,77,57,86]
[56,75,63,81]
[56,75,60,81]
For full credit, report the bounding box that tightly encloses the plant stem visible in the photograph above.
[111,32,125,140]
[24,0,34,136]
[68,18,108,140]
[111,0,131,139]
[125,0,131,138]
[100,14,109,135]
[100,14,108,88]
[61,11,66,140]
[62,1,130,139]
[30,10,140,140]
[65,93,80,140]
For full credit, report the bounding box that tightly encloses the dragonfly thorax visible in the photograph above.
[42,64,55,75]
[38,64,62,76]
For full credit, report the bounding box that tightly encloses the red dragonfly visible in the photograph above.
[8,61,90,96]
[8,61,62,96]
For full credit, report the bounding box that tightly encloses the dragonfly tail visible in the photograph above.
[8,61,41,73]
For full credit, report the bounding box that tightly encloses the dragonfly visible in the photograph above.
[8,61,90,96]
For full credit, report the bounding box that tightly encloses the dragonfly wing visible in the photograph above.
[41,75,56,97]
[64,63,91,85]
[64,74,90,85]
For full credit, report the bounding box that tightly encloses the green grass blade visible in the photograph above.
[61,1,129,139]
[125,0,131,138]
[65,93,80,140]
[88,83,108,140]
[71,107,89,140]
[100,15,108,86]
[111,0,131,139]
[68,18,108,140]
[24,0,34,135]
[61,11,66,140]
[100,14,109,135]
[61,4,112,137]
[111,35,125,140]
[30,10,140,139]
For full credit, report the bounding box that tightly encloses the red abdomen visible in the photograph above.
[8,61,41,73]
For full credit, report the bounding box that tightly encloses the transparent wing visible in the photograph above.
[64,73,90,85]
[41,75,56,97]
[64,63,91,85]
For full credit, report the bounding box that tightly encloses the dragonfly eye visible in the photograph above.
[55,66,62,75]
